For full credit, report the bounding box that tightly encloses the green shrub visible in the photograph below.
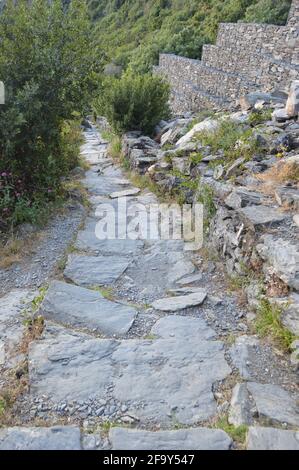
[88,0,292,73]
[214,415,248,445]
[248,108,273,126]
[244,0,291,25]
[0,0,100,228]
[94,72,170,135]
[195,119,261,163]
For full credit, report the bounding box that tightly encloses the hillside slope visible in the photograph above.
[89,0,292,73]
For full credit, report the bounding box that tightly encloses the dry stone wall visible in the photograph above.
[154,0,299,114]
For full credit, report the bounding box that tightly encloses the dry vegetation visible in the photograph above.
[0,234,42,269]
[0,315,44,426]
[257,160,299,192]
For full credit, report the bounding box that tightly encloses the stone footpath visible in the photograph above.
[0,126,298,450]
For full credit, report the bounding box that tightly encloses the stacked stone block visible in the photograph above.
[155,0,299,114]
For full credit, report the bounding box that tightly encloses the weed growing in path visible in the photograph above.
[255,299,295,351]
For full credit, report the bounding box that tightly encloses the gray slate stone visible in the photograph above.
[151,315,216,340]
[225,157,245,178]
[239,92,285,111]
[40,281,136,336]
[225,188,265,210]
[0,426,81,450]
[275,187,299,211]
[176,120,219,148]
[29,316,231,425]
[29,336,118,401]
[64,255,129,287]
[256,235,299,291]
[176,272,203,285]
[75,220,144,255]
[110,188,140,199]
[83,172,128,196]
[238,205,287,227]
[110,428,232,450]
[247,427,299,450]
[229,335,260,380]
[167,258,196,284]
[168,287,206,295]
[112,339,230,425]
[228,383,253,426]
[247,382,299,427]
[152,290,207,312]
[282,293,299,336]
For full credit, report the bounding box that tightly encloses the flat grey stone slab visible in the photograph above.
[0,426,81,450]
[152,290,207,312]
[247,382,299,427]
[64,255,129,287]
[29,336,118,401]
[151,315,216,340]
[229,335,260,380]
[256,234,299,291]
[40,281,137,336]
[83,172,129,196]
[29,316,231,425]
[110,188,140,198]
[167,259,196,284]
[247,427,299,450]
[238,205,287,227]
[110,428,232,450]
[75,220,144,255]
[228,383,253,426]
[168,287,205,295]
[176,273,203,285]
[111,339,230,425]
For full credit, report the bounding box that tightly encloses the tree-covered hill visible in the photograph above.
[88,0,292,73]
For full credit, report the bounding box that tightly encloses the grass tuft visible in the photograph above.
[194,119,262,165]
[108,135,122,159]
[92,286,115,301]
[213,415,248,445]
[255,298,296,351]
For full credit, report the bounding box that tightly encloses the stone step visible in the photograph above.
[40,280,137,336]
[75,218,144,255]
[28,315,230,426]
[0,426,81,450]
[247,427,299,450]
[109,427,232,450]
[64,254,130,287]
[152,290,207,312]
[0,425,233,450]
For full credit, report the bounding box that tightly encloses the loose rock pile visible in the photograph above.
[122,81,299,341]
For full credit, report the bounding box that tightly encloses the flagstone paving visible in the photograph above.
[64,254,130,287]
[40,281,137,336]
[1,126,298,450]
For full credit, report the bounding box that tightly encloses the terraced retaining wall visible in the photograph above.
[154,0,299,114]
